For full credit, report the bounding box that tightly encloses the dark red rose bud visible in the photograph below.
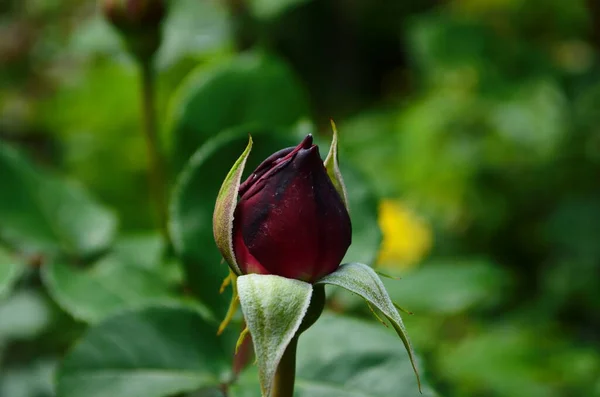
[232,135,352,283]
[100,0,166,61]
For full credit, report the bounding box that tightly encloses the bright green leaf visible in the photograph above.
[56,305,232,397]
[0,143,117,257]
[237,274,313,397]
[231,314,436,397]
[316,263,421,391]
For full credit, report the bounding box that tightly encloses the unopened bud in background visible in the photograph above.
[100,0,166,62]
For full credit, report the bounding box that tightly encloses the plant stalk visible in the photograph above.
[139,59,169,243]
[271,336,298,397]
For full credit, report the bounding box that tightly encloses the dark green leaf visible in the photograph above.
[316,263,421,390]
[231,314,436,397]
[42,242,184,323]
[0,247,22,299]
[168,52,309,166]
[340,164,382,265]
[248,0,314,19]
[383,259,509,315]
[0,143,117,257]
[0,289,53,340]
[0,359,56,397]
[56,305,232,397]
[156,0,231,69]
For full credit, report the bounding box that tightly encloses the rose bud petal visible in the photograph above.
[232,134,352,283]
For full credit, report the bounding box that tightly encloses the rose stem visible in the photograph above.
[271,336,299,397]
[139,58,169,243]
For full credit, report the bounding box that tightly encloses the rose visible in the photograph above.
[218,134,352,283]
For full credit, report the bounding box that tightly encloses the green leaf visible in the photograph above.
[248,0,314,19]
[168,52,309,167]
[0,248,22,299]
[0,289,53,340]
[56,305,232,397]
[231,314,435,397]
[383,259,509,315]
[0,359,56,397]
[324,120,349,211]
[237,274,313,397]
[213,136,253,275]
[110,233,166,271]
[170,128,298,316]
[42,251,183,323]
[339,164,381,266]
[316,263,421,391]
[0,143,117,257]
[156,0,231,69]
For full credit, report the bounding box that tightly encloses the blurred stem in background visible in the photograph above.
[139,58,169,243]
[101,0,170,241]
[588,0,600,50]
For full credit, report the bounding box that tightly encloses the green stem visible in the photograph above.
[271,336,298,397]
[139,60,169,243]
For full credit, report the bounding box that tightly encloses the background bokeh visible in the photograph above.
[1,0,600,396]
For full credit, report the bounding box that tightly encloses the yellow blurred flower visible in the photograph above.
[377,200,433,271]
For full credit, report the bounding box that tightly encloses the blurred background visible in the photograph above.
[1,0,600,396]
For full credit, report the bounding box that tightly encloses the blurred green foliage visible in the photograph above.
[1,0,600,396]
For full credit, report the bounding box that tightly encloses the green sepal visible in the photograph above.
[213,136,253,275]
[237,274,313,397]
[324,120,349,211]
[316,262,422,392]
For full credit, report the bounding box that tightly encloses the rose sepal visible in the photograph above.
[315,262,422,392]
[213,136,253,276]
[237,274,314,397]
[324,120,350,211]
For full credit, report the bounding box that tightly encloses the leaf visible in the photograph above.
[42,249,184,323]
[248,0,314,19]
[213,136,253,275]
[316,263,421,391]
[383,259,509,315]
[110,233,166,270]
[0,143,117,257]
[237,274,313,397]
[0,247,23,299]
[168,52,309,167]
[324,120,349,211]
[170,127,298,317]
[0,359,57,397]
[56,305,232,397]
[0,289,53,340]
[231,314,436,397]
[156,0,231,69]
